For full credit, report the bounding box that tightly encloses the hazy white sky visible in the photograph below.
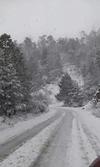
[0,0,100,42]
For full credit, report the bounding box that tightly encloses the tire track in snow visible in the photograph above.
[81,124,100,157]
[0,113,65,167]
[66,119,86,167]
[77,120,97,166]
[67,118,98,167]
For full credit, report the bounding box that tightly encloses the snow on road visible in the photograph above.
[31,106,99,167]
[77,120,97,165]
[67,106,100,167]
[0,112,65,167]
[67,117,97,167]
[67,118,85,167]
[1,105,100,167]
[0,107,58,145]
[33,109,73,167]
[75,107,100,150]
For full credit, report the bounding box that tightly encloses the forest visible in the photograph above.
[0,29,100,116]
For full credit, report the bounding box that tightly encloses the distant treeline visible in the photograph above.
[0,34,63,116]
[0,30,100,115]
[53,29,100,100]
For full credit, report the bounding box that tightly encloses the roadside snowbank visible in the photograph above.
[75,108,100,142]
[67,118,97,167]
[82,101,93,110]
[0,107,58,145]
[72,106,100,159]
[77,120,97,165]
[0,112,65,167]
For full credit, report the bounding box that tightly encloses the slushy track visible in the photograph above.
[0,111,62,161]
[33,110,73,167]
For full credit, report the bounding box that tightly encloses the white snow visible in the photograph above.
[82,101,94,110]
[67,105,100,166]
[67,116,97,167]
[0,112,65,167]
[63,63,84,87]
[41,83,61,104]
[67,118,85,167]
[77,120,97,165]
[0,107,58,145]
[75,107,100,144]
[1,104,100,167]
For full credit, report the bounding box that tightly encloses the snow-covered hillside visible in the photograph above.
[63,63,84,87]
[39,83,63,106]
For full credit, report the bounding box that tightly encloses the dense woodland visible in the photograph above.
[0,29,100,116]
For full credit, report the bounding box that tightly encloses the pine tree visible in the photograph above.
[0,49,23,116]
[0,34,30,115]
[56,73,82,106]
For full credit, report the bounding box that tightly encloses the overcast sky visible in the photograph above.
[0,0,100,42]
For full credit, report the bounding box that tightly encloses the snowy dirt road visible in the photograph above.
[0,110,62,161]
[0,107,100,167]
[32,109,73,167]
[32,107,100,167]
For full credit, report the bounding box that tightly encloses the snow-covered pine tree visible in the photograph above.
[0,34,33,114]
[56,73,83,106]
[0,49,23,116]
[0,34,30,116]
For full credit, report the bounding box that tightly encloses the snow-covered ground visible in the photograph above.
[67,118,86,167]
[75,106,100,145]
[0,83,62,133]
[0,112,65,167]
[0,113,39,131]
[67,105,100,167]
[0,106,58,145]
[67,117,97,167]
[1,103,100,167]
